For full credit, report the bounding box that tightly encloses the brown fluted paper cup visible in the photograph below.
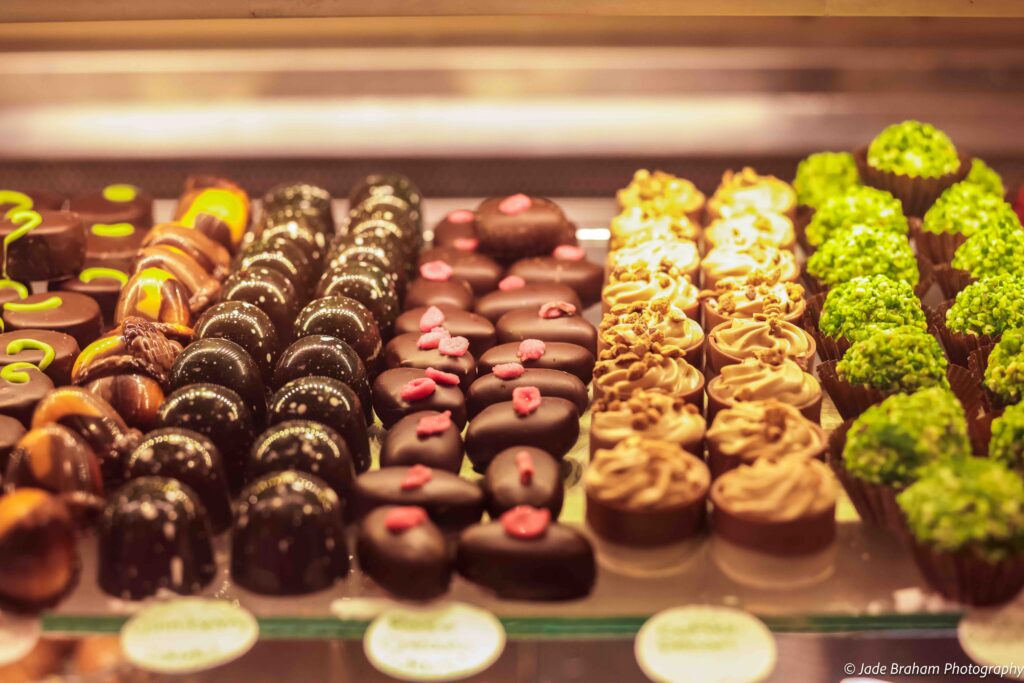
[801,292,850,363]
[908,542,1024,607]
[926,300,996,368]
[909,216,965,266]
[816,360,888,421]
[854,147,971,219]
[827,419,907,536]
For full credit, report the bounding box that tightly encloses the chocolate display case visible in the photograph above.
[2,7,1024,683]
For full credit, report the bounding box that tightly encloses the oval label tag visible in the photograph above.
[121,598,258,675]
[0,611,40,667]
[959,601,1024,681]
[635,606,776,683]
[364,602,505,682]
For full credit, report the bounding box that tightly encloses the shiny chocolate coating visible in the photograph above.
[221,267,300,343]
[156,383,255,493]
[256,222,328,270]
[262,182,334,234]
[394,305,496,358]
[348,216,417,267]
[193,301,280,385]
[3,292,102,349]
[506,255,602,308]
[98,477,215,599]
[495,307,597,356]
[349,173,423,214]
[473,283,581,323]
[267,376,370,473]
[383,333,477,392]
[372,367,467,430]
[357,505,452,601]
[236,240,314,303]
[133,245,220,314]
[466,368,588,419]
[432,215,477,248]
[465,397,580,472]
[84,374,165,432]
[326,240,406,297]
[0,366,54,426]
[169,338,267,428]
[479,341,595,385]
[475,196,576,262]
[0,189,63,214]
[456,518,595,600]
[380,410,464,473]
[316,263,400,335]
[352,467,484,533]
[175,178,250,252]
[0,415,25,477]
[140,223,232,281]
[403,277,474,312]
[246,420,356,503]
[56,263,129,329]
[272,335,371,422]
[0,330,79,386]
[481,447,564,519]
[5,424,104,515]
[124,428,232,533]
[0,489,79,611]
[231,470,348,595]
[114,268,191,328]
[0,210,86,282]
[69,185,153,261]
[294,296,383,377]
[418,246,503,296]
[350,191,422,236]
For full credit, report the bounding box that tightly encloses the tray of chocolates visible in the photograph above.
[1,118,1022,649]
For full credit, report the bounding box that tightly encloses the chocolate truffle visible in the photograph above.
[456,507,595,600]
[56,261,129,327]
[481,447,563,518]
[5,424,104,515]
[257,219,329,271]
[350,189,422,240]
[0,210,86,282]
[193,301,280,385]
[114,268,192,329]
[124,428,233,533]
[316,263,400,334]
[98,477,216,599]
[0,415,24,475]
[267,376,371,473]
[156,383,255,492]
[474,283,581,323]
[273,335,372,421]
[383,333,477,392]
[327,238,406,297]
[431,209,477,248]
[394,305,496,358]
[3,293,101,349]
[0,365,54,426]
[418,246,503,295]
[222,267,300,343]
[246,420,356,503]
[380,410,464,473]
[262,182,334,234]
[169,338,267,428]
[475,195,576,262]
[133,245,221,314]
[348,213,417,266]
[357,506,452,601]
[495,304,597,356]
[69,184,153,261]
[0,330,79,386]
[506,250,602,308]
[466,367,587,418]
[350,173,422,214]
[353,465,484,532]
[141,223,232,281]
[372,367,467,430]
[404,276,475,312]
[237,240,313,302]
[231,471,349,595]
[465,396,580,472]
[294,296,383,377]
[479,341,595,385]
[0,489,78,611]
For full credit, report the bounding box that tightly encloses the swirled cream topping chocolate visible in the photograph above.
[603,263,700,313]
[616,169,706,217]
[592,389,705,449]
[701,271,805,320]
[709,316,812,364]
[711,455,837,522]
[599,300,703,354]
[706,400,826,464]
[607,240,700,277]
[701,244,799,285]
[593,340,703,401]
[711,350,820,406]
[587,436,709,510]
[705,212,795,250]
[609,208,700,251]
[706,167,797,220]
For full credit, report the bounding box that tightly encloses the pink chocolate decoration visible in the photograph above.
[419,260,453,282]
[425,366,460,386]
[499,193,532,216]
[517,338,546,361]
[385,506,428,532]
[447,209,475,224]
[492,362,525,380]
[417,329,449,350]
[538,301,577,319]
[438,335,470,357]
[416,410,452,436]
[400,465,433,491]
[400,377,436,401]
[498,275,526,291]
[552,244,586,261]
[453,237,479,252]
[501,505,550,539]
[515,449,535,485]
[419,306,447,332]
[512,386,541,416]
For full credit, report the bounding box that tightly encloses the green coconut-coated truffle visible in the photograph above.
[793,151,861,209]
[952,212,1024,279]
[805,186,907,247]
[990,403,1024,474]
[806,225,919,288]
[866,120,961,178]
[922,181,1017,237]
[898,457,1024,562]
[838,326,949,393]
[844,387,970,486]
[946,275,1024,337]
[984,329,1024,405]
[964,158,1006,197]
[819,276,926,343]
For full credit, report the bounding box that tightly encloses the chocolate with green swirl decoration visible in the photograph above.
[0,209,85,282]
[0,330,79,385]
[1,292,101,348]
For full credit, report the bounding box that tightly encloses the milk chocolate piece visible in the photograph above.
[394,306,496,358]
[352,466,484,532]
[479,341,594,385]
[506,255,602,308]
[3,293,101,349]
[372,367,467,429]
[0,415,25,475]
[465,397,579,472]
[193,301,280,385]
[404,277,474,311]
[231,471,349,595]
[168,338,267,428]
[0,489,79,611]
[0,330,79,386]
[68,185,153,261]
[246,420,356,503]
[294,296,383,377]
[5,424,104,514]
[467,368,587,418]
[56,260,129,327]
[134,245,220,314]
[141,223,232,281]
[431,209,477,248]
[475,195,577,262]
[273,335,372,421]
[495,307,597,356]
[383,333,477,392]
[482,447,564,518]
[0,367,54,427]
[0,189,63,214]
[0,210,86,282]
[357,506,452,601]
[380,410,464,473]
[418,246,503,296]
[474,283,581,323]
[317,263,400,334]
[114,268,191,328]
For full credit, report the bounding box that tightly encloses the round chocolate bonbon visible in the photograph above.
[231,470,349,595]
[140,223,232,280]
[169,338,267,428]
[0,489,79,611]
[404,276,475,312]
[262,182,334,235]
[466,367,588,418]
[479,341,595,385]
[474,195,576,262]
[56,260,130,327]
[417,246,503,296]
[97,477,216,600]
[352,466,484,533]
[316,263,400,335]
[236,239,314,303]
[4,424,104,516]
[0,330,79,386]
[372,367,467,430]
[193,301,280,385]
[246,420,356,503]
[349,173,422,214]
[481,447,564,518]
[506,253,602,308]
[294,296,383,377]
[495,305,597,356]
[0,415,25,476]
[357,505,452,601]
[383,332,477,392]
[327,238,406,297]
[431,208,477,248]
[272,335,372,422]
[0,209,87,282]
[0,365,54,426]
[133,245,221,314]
[114,268,191,328]
[69,184,153,261]
[3,292,102,349]
[380,410,464,473]
[465,397,580,472]
[256,222,328,270]
[222,267,300,343]
[473,283,581,323]
[394,305,496,358]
